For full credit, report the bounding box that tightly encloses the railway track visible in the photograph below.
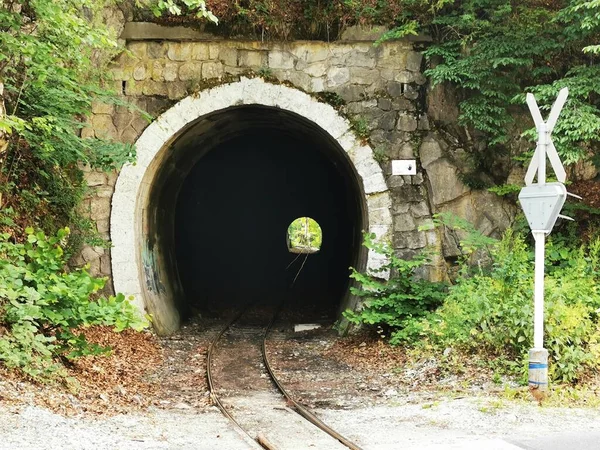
[206,302,363,450]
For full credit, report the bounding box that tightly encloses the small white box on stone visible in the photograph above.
[392,159,417,176]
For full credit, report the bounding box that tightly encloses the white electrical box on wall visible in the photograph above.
[391,160,417,176]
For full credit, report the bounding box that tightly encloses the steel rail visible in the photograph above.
[261,303,364,450]
[206,306,259,447]
[207,301,362,450]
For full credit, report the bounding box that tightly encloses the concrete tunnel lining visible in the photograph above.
[110,78,392,335]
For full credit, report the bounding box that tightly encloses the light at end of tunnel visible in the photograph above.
[287,217,322,254]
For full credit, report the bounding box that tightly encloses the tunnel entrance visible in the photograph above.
[173,121,361,320]
[111,78,392,335]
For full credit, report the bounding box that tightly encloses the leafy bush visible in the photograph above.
[0,227,147,379]
[343,233,447,343]
[399,230,600,384]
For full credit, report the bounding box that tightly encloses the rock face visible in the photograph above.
[81,24,516,307]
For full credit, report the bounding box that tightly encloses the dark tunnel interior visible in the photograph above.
[172,114,363,321]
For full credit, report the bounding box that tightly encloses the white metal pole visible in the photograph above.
[532,231,546,350]
[538,122,547,185]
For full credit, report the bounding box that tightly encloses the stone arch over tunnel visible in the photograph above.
[111,78,392,335]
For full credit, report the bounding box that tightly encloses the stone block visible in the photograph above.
[86,171,106,187]
[397,142,415,159]
[131,114,150,133]
[91,102,114,115]
[418,114,430,130]
[209,43,220,60]
[377,111,397,131]
[113,112,132,131]
[291,44,330,64]
[167,42,192,61]
[394,184,424,202]
[304,61,328,78]
[80,126,94,139]
[404,84,419,100]
[419,134,443,168]
[327,67,350,87]
[124,80,144,96]
[167,82,188,100]
[310,77,325,92]
[92,115,118,140]
[393,201,410,215]
[238,50,267,67]
[95,186,114,198]
[394,213,416,232]
[96,219,109,234]
[284,71,312,91]
[406,51,423,72]
[127,42,147,59]
[394,71,415,84]
[133,65,147,81]
[349,67,378,85]
[163,62,179,82]
[81,245,100,263]
[147,42,167,59]
[377,46,408,69]
[120,126,139,144]
[268,50,295,70]
[378,98,393,111]
[346,50,377,68]
[367,192,392,210]
[219,47,238,66]
[151,60,165,81]
[393,230,427,250]
[427,159,470,206]
[142,81,168,97]
[202,61,223,79]
[387,82,403,98]
[90,197,111,221]
[100,255,112,276]
[191,42,210,61]
[334,85,366,102]
[179,61,203,81]
[109,66,131,81]
[397,112,417,132]
[410,201,430,218]
[392,97,415,111]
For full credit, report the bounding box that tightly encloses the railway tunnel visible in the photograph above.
[144,105,366,326]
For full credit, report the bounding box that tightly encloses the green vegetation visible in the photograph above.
[343,232,447,342]
[287,217,322,253]
[0,0,135,238]
[0,0,212,379]
[0,227,147,379]
[348,220,600,385]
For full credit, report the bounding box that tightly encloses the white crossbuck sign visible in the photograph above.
[524,88,568,185]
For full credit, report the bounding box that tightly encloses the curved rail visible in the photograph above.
[206,306,258,445]
[207,302,362,450]
[261,305,364,450]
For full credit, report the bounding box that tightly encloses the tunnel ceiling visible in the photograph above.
[147,105,366,320]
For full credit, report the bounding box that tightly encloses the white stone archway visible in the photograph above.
[111,77,392,328]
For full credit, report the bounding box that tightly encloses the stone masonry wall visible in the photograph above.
[79,30,514,289]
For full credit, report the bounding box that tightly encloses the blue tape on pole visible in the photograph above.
[528,363,548,369]
[528,380,548,385]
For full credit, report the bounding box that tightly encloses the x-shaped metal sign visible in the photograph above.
[524,87,569,186]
